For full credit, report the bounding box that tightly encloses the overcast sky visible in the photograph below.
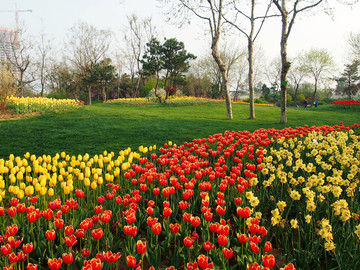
[1,0,360,70]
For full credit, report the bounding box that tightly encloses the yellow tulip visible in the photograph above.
[40,187,47,196]
[9,173,16,184]
[63,186,70,195]
[17,190,24,199]
[48,188,54,197]
[0,180,4,189]
[91,181,97,190]
[40,179,47,187]
[25,186,34,196]
[97,177,103,185]
[19,182,26,190]
[84,178,90,187]
[35,183,41,192]
[17,171,23,181]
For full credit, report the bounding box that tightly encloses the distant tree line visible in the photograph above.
[1,1,360,124]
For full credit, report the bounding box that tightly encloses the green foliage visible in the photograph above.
[0,63,17,108]
[142,77,164,97]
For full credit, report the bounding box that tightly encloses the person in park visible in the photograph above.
[304,99,308,108]
[315,100,319,107]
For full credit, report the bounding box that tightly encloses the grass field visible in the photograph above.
[0,102,358,159]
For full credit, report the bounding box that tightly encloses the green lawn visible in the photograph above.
[0,102,358,159]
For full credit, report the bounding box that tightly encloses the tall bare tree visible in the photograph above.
[301,48,335,101]
[272,0,325,123]
[35,30,52,96]
[288,55,308,105]
[161,0,233,119]
[122,15,157,97]
[348,32,360,60]
[223,0,274,119]
[65,22,112,104]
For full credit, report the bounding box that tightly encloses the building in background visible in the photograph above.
[0,27,17,71]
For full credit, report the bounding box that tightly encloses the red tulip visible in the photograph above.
[103,251,121,263]
[183,212,192,222]
[8,252,18,263]
[64,235,78,247]
[75,189,85,198]
[0,207,5,216]
[8,236,23,248]
[178,200,189,210]
[62,253,74,264]
[282,263,296,270]
[263,254,276,268]
[48,258,62,270]
[61,205,70,214]
[136,240,147,254]
[26,263,38,270]
[169,223,180,234]
[46,230,56,241]
[75,229,85,238]
[81,248,90,257]
[197,254,213,269]
[204,210,213,222]
[126,255,141,268]
[145,207,154,216]
[1,243,12,256]
[217,234,228,246]
[209,222,219,233]
[264,241,273,253]
[248,262,261,270]
[8,206,17,217]
[202,241,215,252]
[64,225,74,236]
[222,248,233,259]
[23,242,34,254]
[54,218,64,229]
[184,236,194,248]
[6,224,18,236]
[100,213,111,224]
[190,216,201,227]
[17,203,26,213]
[250,242,260,254]
[92,228,103,240]
[152,222,162,235]
[43,209,54,220]
[237,233,248,244]
[94,205,103,214]
[163,207,173,218]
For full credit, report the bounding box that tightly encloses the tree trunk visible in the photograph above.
[88,86,92,105]
[279,1,290,124]
[211,41,233,120]
[312,78,318,103]
[248,39,255,119]
[294,83,299,106]
[154,73,162,103]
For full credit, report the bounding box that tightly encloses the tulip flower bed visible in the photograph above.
[331,100,360,110]
[5,96,83,114]
[0,123,359,270]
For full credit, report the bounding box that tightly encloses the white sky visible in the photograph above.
[0,0,360,71]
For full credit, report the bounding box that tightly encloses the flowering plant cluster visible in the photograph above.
[0,123,359,269]
[5,96,83,114]
[165,86,177,96]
